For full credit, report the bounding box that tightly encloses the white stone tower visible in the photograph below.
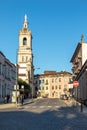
[17,15,34,91]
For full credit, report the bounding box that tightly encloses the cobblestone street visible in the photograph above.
[0,98,87,130]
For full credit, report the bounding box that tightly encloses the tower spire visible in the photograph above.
[24,14,27,22]
[23,14,28,28]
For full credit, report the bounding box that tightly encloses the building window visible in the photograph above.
[23,37,27,45]
[59,85,61,89]
[52,86,54,90]
[26,56,28,62]
[39,80,41,84]
[22,56,24,62]
[45,79,48,85]
[52,93,54,97]
[59,78,61,82]
[46,86,48,90]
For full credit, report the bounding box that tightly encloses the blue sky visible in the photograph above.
[0,0,87,74]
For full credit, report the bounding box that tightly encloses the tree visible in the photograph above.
[18,78,31,98]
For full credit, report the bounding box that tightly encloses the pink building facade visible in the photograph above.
[34,71,72,98]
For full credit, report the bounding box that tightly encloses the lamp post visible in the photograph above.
[15,49,18,106]
[31,80,34,102]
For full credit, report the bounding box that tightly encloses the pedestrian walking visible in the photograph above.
[21,95,24,105]
[4,96,7,103]
[7,95,10,103]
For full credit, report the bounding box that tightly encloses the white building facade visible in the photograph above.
[0,51,16,102]
[71,35,87,103]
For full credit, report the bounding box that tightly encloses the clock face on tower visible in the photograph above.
[23,37,27,45]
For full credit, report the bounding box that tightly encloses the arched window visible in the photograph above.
[23,37,27,45]
[22,56,24,62]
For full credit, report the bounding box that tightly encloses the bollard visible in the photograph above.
[81,103,83,112]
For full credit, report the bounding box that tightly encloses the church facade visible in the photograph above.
[17,15,34,95]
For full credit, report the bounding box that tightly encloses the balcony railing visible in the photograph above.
[75,60,78,64]
[74,71,78,75]
[71,65,76,70]
[78,55,82,59]
[78,66,81,71]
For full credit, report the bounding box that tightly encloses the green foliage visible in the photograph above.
[18,78,31,98]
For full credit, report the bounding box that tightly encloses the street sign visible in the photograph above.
[73,81,79,87]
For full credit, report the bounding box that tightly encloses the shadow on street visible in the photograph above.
[0,105,87,130]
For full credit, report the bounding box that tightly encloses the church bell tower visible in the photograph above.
[17,15,34,87]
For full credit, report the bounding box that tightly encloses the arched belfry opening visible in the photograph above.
[23,37,27,45]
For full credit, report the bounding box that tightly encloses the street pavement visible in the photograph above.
[64,98,87,115]
[0,98,87,130]
[0,98,34,110]
[0,97,87,114]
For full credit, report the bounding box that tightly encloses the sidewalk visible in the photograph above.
[64,99,87,115]
[0,98,34,110]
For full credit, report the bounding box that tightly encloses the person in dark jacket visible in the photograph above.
[21,95,24,105]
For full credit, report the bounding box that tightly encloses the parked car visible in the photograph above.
[42,94,48,98]
[60,94,68,100]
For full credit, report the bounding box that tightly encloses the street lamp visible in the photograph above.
[15,49,18,106]
[31,81,34,102]
[21,85,24,90]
